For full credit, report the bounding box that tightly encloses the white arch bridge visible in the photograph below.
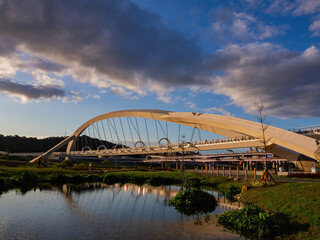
[31,109,320,163]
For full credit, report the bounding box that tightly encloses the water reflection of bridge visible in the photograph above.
[57,183,243,212]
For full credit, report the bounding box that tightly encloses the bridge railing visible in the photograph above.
[287,125,320,134]
[72,135,260,155]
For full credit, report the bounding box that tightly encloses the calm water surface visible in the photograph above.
[0,183,244,240]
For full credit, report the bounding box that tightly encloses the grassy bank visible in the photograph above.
[241,182,320,239]
[0,162,319,239]
[0,164,239,194]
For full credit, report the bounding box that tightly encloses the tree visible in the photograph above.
[256,102,274,182]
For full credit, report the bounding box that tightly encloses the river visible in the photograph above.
[0,183,244,240]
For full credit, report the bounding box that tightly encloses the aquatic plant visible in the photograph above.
[218,204,280,238]
[168,178,217,215]
[224,184,241,203]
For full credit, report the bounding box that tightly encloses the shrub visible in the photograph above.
[10,171,39,194]
[11,171,39,186]
[224,184,241,203]
[103,160,110,167]
[56,160,74,168]
[218,204,280,238]
[168,178,217,215]
[103,174,120,184]
[147,176,175,186]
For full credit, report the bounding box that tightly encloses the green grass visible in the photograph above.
[242,182,320,239]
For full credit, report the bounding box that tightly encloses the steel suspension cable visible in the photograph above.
[155,120,159,143]
[144,118,150,147]
[100,120,107,147]
[178,124,180,146]
[111,118,122,146]
[87,126,93,150]
[106,119,114,143]
[190,127,196,143]
[91,123,98,150]
[119,118,127,147]
[84,129,89,148]
[128,117,142,141]
[93,122,103,147]
[127,117,135,148]
[135,117,142,141]
[81,132,84,151]
[157,120,167,138]
[166,122,168,140]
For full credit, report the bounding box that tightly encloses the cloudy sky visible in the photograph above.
[0,0,319,137]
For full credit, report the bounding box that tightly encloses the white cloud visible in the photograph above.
[203,107,231,116]
[265,0,320,36]
[208,9,286,44]
[186,101,197,110]
[309,18,320,36]
[209,43,320,117]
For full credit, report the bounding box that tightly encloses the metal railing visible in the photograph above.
[287,125,320,134]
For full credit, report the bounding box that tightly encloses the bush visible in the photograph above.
[147,176,175,186]
[168,178,217,215]
[218,204,280,238]
[224,184,241,203]
[103,160,110,167]
[56,160,74,168]
[10,171,39,194]
[103,174,120,184]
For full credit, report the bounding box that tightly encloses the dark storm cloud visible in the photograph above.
[0,0,319,117]
[30,57,65,73]
[0,79,65,100]
[0,0,206,87]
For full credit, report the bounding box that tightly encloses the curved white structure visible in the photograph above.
[31,109,320,163]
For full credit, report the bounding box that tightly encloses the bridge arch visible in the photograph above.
[158,138,171,149]
[134,140,146,149]
[82,146,91,152]
[97,145,107,151]
[31,109,320,162]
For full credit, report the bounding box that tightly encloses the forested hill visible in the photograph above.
[0,135,121,153]
[0,135,67,153]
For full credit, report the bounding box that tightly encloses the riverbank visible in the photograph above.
[0,163,319,239]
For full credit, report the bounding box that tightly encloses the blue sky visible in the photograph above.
[0,0,319,137]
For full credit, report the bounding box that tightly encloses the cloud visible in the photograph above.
[209,43,320,118]
[186,101,197,110]
[309,18,320,36]
[0,78,65,102]
[265,0,320,36]
[0,0,319,118]
[0,0,208,98]
[292,0,320,15]
[208,8,286,44]
[204,107,231,116]
[265,0,320,15]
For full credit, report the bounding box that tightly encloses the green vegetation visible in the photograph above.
[168,178,217,215]
[241,182,320,239]
[0,158,319,239]
[223,184,241,203]
[218,204,280,238]
[0,135,67,152]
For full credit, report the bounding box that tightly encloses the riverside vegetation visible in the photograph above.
[0,157,319,239]
[168,178,217,215]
